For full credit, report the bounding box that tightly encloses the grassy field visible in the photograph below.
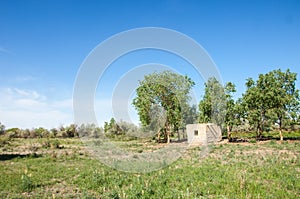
[0,137,299,198]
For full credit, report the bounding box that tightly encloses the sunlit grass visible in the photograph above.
[0,138,299,198]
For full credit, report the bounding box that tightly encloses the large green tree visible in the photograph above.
[259,69,299,140]
[198,77,227,130]
[132,71,195,143]
[242,77,267,138]
[242,69,299,140]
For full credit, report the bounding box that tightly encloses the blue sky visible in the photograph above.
[0,0,300,128]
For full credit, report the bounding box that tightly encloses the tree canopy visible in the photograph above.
[242,69,300,140]
[198,77,227,128]
[132,70,195,143]
[198,77,240,138]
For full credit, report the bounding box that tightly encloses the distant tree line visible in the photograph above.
[0,120,140,143]
[0,123,80,139]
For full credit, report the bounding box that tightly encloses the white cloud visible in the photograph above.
[14,88,43,100]
[0,88,73,129]
[52,99,73,109]
[0,88,140,129]
[1,109,71,130]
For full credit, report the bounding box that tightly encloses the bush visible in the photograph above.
[20,129,30,138]
[42,140,51,148]
[6,128,20,138]
[50,139,61,149]
[0,135,10,147]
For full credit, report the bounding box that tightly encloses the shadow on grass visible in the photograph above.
[0,153,41,161]
[171,138,188,143]
[257,136,300,141]
[228,136,300,143]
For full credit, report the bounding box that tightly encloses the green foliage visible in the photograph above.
[50,139,61,149]
[198,77,238,132]
[198,77,227,127]
[132,71,195,142]
[182,104,198,126]
[6,128,21,138]
[242,69,300,139]
[104,118,123,135]
[224,82,239,127]
[198,69,299,139]
[33,127,49,138]
[0,135,10,147]
[65,124,78,137]
[77,123,103,138]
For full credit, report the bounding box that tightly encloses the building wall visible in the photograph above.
[206,124,222,143]
[186,123,221,145]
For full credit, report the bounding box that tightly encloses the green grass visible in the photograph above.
[0,138,299,198]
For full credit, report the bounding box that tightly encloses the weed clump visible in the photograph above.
[20,169,34,192]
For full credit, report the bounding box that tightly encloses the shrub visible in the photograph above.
[0,135,10,147]
[42,140,51,148]
[6,128,20,138]
[20,129,31,138]
[50,139,61,149]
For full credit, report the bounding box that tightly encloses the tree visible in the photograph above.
[183,104,198,126]
[0,122,5,135]
[198,77,227,129]
[242,69,299,140]
[132,71,195,143]
[224,82,240,139]
[259,69,299,140]
[242,77,268,138]
[65,124,78,137]
[104,118,123,135]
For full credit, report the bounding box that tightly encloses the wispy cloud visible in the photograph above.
[0,47,12,55]
[15,75,35,82]
[14,88,44,100]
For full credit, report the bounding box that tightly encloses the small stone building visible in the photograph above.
[186,123,222,145]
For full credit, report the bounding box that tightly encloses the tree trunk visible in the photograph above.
[227,125,231,141]
[279,119,283,141]
[279,128,283,141]
[163,122,171,144]
[257,126,262,140]
[259,111,264,139]
[163,128,167,143]
[166,125,170,144]
[177,129,180,141]
[167,131,170,143]
[157,130,161,143]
